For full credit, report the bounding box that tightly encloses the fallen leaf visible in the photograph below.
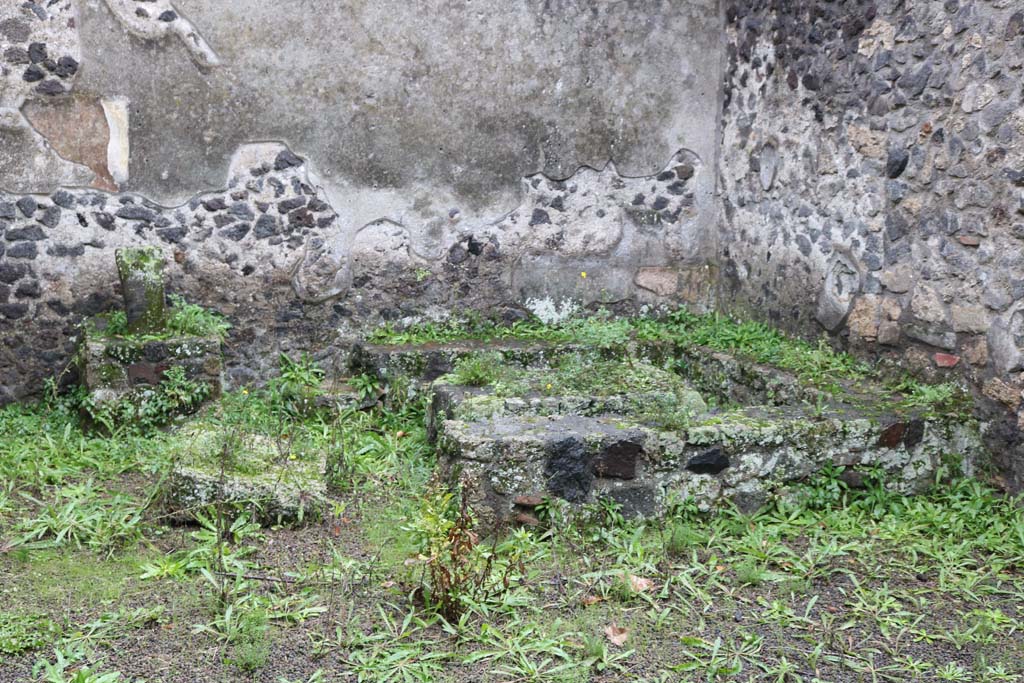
[381,581,396,589]
[581,595,604,606]
[604,623,629,647]
[629,574,655,592]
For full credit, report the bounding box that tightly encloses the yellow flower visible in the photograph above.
[242,389,249,395]
[289,454,297,461]
[580,271,587,279]
[546,383,553,390]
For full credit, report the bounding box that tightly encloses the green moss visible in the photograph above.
[4,548,154,612]
[96,362,126,385]
[83,366,213,433]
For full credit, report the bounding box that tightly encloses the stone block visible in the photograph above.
[115,247,166,334]
[161,427,326,526]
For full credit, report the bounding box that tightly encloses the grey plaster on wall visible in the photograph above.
[69,0,723,242]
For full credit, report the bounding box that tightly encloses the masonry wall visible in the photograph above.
[718,0,1024,489]
[0,0,724,403]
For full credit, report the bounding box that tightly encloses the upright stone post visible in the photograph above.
[115,247,166,334]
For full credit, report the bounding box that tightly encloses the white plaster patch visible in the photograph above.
[101,98,130,186]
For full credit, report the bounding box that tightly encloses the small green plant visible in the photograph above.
[402,483,521,620]
[89,295,230,342]
[451,353,503,387]
[33,645,134,683]
[350,373,381,401]
[267,353,325,416]
[14,481,144,554]
[664,520,703,557]
[164,295,232,340]
[0,613,61,655]
[81,365,212,433]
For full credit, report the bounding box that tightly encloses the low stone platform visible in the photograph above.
[161,427,327,526]
[353,337,987,530]
[79,319,223,404]
[436,406,982,529]
[76,248,225,426]
[349,338,676,384]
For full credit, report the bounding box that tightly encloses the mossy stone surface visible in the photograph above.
[115,247,167,335]
[161,426,326,527]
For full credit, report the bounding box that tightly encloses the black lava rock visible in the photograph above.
[115,205,158,223]
[51,190,75,208]
[0,304,29,320]
[220,223,251,242]
[156,227,187,244]
[4,47,29,65]
[16,197,37,217]
[22,64,45,82]
[7,242,38,259]
[253,214,278,238]
[201,197,227,212]
[274,150,303,171]
[229,202,255,220]
[54,56,79,78]
[5,225,46,241]
[36,79,65,96]
[27,42,47,64]
[277,197,306,214]
[288,208,315,228]
[15,280,41,298]
[40,206,61,228]
[0,262,27,284]
[447,243,468,264]
[47,243,85,257]
[93,212,115,230]
[529,208,551,226]
[886,148,909,179]
[544,436,592,503]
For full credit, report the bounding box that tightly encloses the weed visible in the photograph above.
[94,295,230,342]
[0,613,60,655]
[451,352,503,387]
[80,365,212,433]
[267,353,325,416]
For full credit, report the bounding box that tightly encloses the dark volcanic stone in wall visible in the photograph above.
[719,0,1024,491]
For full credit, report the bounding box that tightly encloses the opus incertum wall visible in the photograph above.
[0,0,724,403]
[718,1,1024,489]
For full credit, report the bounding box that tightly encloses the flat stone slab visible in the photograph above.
[161,427,327,527]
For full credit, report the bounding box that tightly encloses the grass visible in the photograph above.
[367,309,869,383]
[90,295,231,342]
[0,314,1014,682]
[368,309,964,410]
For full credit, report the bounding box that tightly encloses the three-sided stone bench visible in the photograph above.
[350,338,986,531]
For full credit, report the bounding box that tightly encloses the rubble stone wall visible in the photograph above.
[717,0,1024,489]
[5,0,1024,490]
[0,0,724,402]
